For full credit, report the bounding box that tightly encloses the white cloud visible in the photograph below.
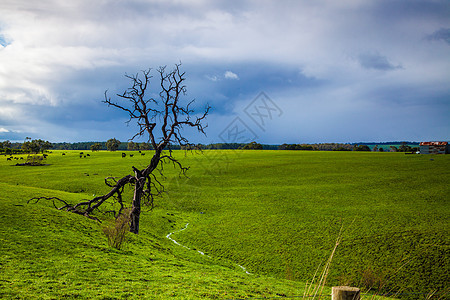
[0,106,21,121]
[205,74,219,82]
[224,71,239,80]
[0,127,9,133]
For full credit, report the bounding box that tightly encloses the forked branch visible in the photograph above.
[29,63,209,234]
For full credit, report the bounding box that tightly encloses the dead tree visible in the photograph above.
[30,63,209,234]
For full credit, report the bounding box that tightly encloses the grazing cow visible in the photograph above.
[130,154,134,157]
[122,153,126,158]
[62,153,66,156]
[20,157,24,160]
[7,157,11,161]
[141,153,145,156]
[87,154,90,156]
[80,152,84,155]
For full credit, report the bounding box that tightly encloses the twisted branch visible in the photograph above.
[28,63,209,233]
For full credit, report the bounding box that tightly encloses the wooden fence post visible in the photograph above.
[332,286,361,300]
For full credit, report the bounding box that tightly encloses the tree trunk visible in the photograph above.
[129,186,142,234]
[129,171,145,234]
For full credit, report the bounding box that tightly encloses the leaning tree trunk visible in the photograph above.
[129,169,145,234]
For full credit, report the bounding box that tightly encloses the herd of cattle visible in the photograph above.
[6,156,23,161]
[5,151,147,161]
[121,151,146,158]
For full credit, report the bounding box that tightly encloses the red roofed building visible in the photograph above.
[419,142,450,154]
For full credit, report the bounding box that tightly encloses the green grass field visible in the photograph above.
[0,150,448,299]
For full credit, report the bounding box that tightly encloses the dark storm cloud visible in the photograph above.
[358,53,402,71]
[0,130,24,141]
[185,61,325,116]
[427,28,450,44]
[370,0,450,21]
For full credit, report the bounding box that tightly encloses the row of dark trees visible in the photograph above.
[278,143,357,151]
[0,140,12,149]
[2,140,419,153]
[277,143,419,152]
[0,140,17,155]
[22,139,53,153]
[103,139,154,151]
[242,141,263,150]
[391,142,419,152]
[0,138,52,155]
[44,140,155,151]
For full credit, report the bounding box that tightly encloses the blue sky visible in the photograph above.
[0,0,449,144]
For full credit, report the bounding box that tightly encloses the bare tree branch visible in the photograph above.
[29,63,209,234]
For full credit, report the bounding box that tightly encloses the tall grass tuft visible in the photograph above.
[360,267,385,292]
[304,222,345,299]
[102,209,131,250]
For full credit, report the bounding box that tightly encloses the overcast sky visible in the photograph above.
[0,0,449,144]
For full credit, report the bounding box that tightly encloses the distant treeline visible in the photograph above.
[278,142,421,152]
[50,142,158,151]
[355,141,419,145]
[49,142,279,151]
[278,143,355,151]
[203,143,278,150]
[0,139,53,155]
[52,142,130,151]
[1,140,420,152]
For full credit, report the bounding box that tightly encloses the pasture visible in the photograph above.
[0,150,448,299]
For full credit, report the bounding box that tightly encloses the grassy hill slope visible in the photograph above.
[0,186,313,299]
[1,150,448,299]
[0,151,325,299]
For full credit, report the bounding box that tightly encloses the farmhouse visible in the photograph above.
[419,141,450,154]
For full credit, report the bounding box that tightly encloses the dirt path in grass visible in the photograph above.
[166,223,252,275]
